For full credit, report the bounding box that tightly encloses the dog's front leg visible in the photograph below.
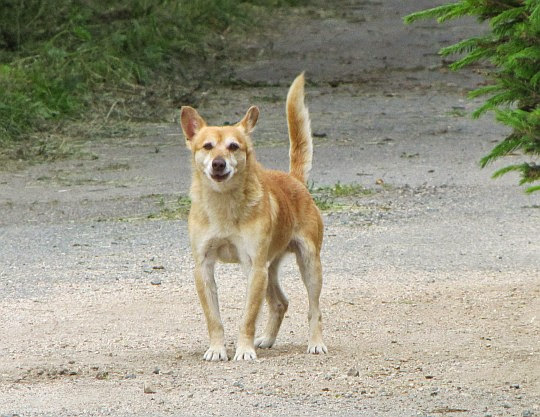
[234,263,268,361]
[194,257,228,361]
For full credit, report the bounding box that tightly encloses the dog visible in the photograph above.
[180,73,327,361]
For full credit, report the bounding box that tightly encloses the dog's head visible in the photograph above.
[180,106,259,192]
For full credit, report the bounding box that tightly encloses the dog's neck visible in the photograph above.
[191,157,264,226]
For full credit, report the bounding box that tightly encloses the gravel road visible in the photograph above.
[1,1,539,416]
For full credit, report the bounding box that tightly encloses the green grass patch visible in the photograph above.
[314,182,374,198]
[310,182,375,211]
[312,195,347,212]
[445,108,468,117]
[0,0,303,156]
[148,195,191,220]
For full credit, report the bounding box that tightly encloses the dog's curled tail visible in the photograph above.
[287,72,313,185]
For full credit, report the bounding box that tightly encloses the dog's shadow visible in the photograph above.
[255,343,307,359]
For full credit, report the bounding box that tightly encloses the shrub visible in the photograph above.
[405,0,540,193]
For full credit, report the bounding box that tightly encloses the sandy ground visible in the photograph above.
[1,1,539,416]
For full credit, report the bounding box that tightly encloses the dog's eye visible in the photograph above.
[203,143,213,150]
[228,143,239,151]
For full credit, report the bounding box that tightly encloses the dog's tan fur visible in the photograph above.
[180,73,327,361]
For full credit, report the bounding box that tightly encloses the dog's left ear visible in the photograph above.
[181,106,207,147]
[238,106,259,134]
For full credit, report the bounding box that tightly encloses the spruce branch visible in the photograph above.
[404,0,540,192]
[525,184,540,193]
[403,4,461,25]
[480,134,526,167]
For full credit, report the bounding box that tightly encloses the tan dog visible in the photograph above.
[180,73,327,361]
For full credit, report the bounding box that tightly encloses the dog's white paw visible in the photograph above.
[307,342,328,355]
[233,347,257,361]
[254,336,275,349]
[203,346,228,361]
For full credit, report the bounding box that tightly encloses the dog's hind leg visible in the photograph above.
[294,239,328,354]
[255,255,289,349]
[194,257,228,361]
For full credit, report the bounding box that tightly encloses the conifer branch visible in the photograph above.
[405,0,540,192]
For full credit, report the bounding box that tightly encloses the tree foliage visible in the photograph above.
[405,0,540,193]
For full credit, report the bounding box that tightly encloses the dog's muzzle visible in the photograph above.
[210,157,230,182]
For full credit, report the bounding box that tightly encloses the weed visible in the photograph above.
[313,182,373,198]
[312,195,347,211]
[446,108,468,117]
[0,0,302,155]
[148,195,191,220]
[310,182,374,212]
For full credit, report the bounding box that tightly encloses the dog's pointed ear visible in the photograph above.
[181,106,206,147]
[238,106,259,134]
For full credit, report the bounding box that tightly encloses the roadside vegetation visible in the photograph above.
[149,195,192,220]
[405,0,540,193]
[0,0,302,159]
[142,182,381,221]
[310,182,377,211]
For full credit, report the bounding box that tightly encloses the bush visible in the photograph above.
[0,0,301,147]
[405,0,540,193]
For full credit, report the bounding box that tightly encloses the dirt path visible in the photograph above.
[1,1,539,416]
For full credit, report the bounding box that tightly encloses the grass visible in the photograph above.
[312,196,346,212]
[0,0,304,158]
[143,182,377,220]
[446,108,468,117]
[310,182,375,211]
[126,181,386,221]
[322,182,374,197]
[148,195,191,220]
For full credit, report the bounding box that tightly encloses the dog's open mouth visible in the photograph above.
[210,172,231,182]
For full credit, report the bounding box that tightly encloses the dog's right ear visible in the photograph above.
[238,106,259,134]
[180,106,206,148]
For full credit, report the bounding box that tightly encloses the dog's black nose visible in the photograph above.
[212,157,226,173]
